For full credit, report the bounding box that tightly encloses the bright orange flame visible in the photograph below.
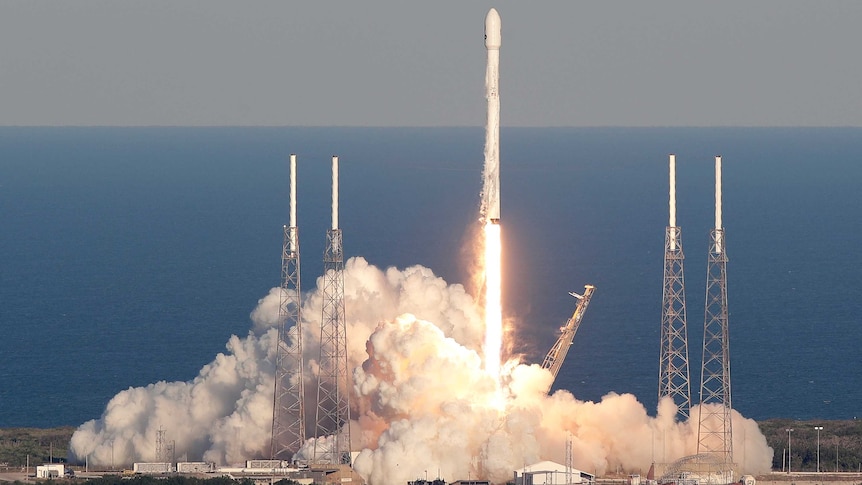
[483,221,503,378]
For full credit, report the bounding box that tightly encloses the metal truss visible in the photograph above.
[541,285,596,393]
[697,228,733,466]
[271,224,305,461]
[313,228,351,465]
[658,225,692,420]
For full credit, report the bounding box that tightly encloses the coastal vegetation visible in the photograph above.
[0,427,74,469]
[759,419,862,472]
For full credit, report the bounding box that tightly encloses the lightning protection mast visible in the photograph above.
[313,156,351,465]
[658,154,692,421]
[271,154,305,461]
[697,156,734,475]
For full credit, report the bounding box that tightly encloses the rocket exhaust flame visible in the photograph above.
[483,222,502,377]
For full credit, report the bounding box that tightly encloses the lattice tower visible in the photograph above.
[270,227,305,459]
[697,228,732,464]
[658,224,692,420]
[313,156,351,465]
[697,156,733,468]
[156,427,166,463]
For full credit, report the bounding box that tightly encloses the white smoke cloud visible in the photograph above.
[70,330,277,466]
[69,256,772,483]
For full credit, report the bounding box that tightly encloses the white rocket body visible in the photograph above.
[483,8,501,223]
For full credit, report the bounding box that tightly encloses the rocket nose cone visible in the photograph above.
[485,8,501,49]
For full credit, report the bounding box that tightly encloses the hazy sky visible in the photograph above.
[2,1,861,127]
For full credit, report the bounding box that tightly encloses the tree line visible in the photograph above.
[759,419,862,472]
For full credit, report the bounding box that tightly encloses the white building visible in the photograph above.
[133,462,172,474]
[35,464,65,479]
[177,462,215,473]
[513,461,595,485]
[739,475,756,485]
[246,460,284,468]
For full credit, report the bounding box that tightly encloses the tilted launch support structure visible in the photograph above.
[541,285,596,393]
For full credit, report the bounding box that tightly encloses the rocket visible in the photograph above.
[483,8,501,224]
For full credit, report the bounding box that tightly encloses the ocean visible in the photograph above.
[0,127,859,429]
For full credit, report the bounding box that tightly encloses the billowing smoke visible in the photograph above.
[69,257,772,483]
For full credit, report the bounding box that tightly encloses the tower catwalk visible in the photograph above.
[313,156,351,465]
[658,154,692,420]
[697,156,733,467]
[271,154,305,461]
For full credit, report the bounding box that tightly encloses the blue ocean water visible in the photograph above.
[0,127,859,428]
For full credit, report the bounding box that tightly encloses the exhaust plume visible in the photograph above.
[69,257,772,483]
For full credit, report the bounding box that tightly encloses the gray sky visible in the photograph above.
[2,1,861,127]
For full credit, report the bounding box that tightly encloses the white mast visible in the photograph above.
[669,154,677,250]
[331,155,339,230]
[715,155,722,253]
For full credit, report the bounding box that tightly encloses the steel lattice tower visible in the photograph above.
[156,427,166,463]
[658,154,692,420]
[697,156,733,467]
[313,156,351,465]
[271,154,305,461]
